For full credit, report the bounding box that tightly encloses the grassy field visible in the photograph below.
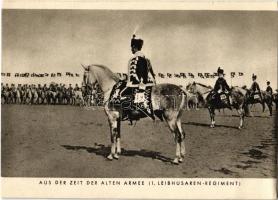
[1,104,276,178]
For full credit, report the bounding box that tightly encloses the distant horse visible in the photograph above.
[187,82,248,129]
[25,88,32,104]
[63,89,71,105]
[73,90,85,107]
[261,91,273,116]
[15,88,21,104]
[68,88,74,105]
[82,64,186,164]
[56,89,64,105]
[1,89,4,104]
[273,92,278,111]
[21,89,27,104]
[183,84,205,110]
[40,89,47,104]
[31,88,38,104]
[245,89,265,113]
[37,89,43,104]
[1,89,8,104]
[49,91,57,105]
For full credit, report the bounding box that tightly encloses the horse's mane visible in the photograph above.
[89,64,120,82]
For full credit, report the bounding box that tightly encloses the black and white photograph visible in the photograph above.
[1,3,277,199]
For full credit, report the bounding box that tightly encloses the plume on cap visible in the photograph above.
[252,74,257,79]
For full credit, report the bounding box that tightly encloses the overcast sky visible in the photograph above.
[2,10,277,88]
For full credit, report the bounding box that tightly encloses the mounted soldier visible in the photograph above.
[250,74,261,94]
[127,34,156,87]
[266,81,273,96]
[108,34,157,121]
[74,84,79,91]
[247,74,262,103]
[212,67,232,108]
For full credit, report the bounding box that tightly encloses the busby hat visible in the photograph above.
[131,34,144,49]
[252,74,257,79]
[217,67,224,75]
[267,81,270,85]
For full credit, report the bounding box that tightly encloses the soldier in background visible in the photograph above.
[74,84,79,91]
[246,74,263,106]
[266,81,273,96]
[68,84,73,90]
[250,74,260,94]
[213,67,232,108]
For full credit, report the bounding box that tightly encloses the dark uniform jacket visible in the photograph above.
[250,81,260,93]
[266,85,273,95]
[128,51,155,85]
[214,77,231,93]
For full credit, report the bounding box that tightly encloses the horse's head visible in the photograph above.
[189,82,212,94]
[82,64,120,95]
[82,64,97,89]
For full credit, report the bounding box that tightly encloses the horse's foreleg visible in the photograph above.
[262,101,265,112]
[268,103,272,116]
[105,108,120,160]
[209,107,215,128]
[107,121,117,160]
[237,108,244,129]
[116,118,121,156]
[196,99,199,110]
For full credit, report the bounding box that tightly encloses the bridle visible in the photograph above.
[83,69,95,89]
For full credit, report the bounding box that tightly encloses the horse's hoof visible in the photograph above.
[210,124,215,128]
[178,157,183,163]
[107,154,113,160]
[172,158,179,165]
[238,126,243,129]
[113,154,120,160]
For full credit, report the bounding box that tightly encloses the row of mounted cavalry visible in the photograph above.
[1,83,104,106]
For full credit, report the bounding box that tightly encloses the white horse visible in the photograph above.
[15,88,21,104]
[181,89,199,110]
[82,64,187,164]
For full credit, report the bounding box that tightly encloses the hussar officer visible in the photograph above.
[127,34,156,89]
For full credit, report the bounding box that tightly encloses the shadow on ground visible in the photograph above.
[183,121,238,129]
[61,143,173,163]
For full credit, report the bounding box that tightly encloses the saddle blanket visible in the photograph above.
[212,92,230,107]
[108,81,153,120]
[253,93,260,100]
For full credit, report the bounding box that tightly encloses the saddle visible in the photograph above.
[108,80,154,121]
